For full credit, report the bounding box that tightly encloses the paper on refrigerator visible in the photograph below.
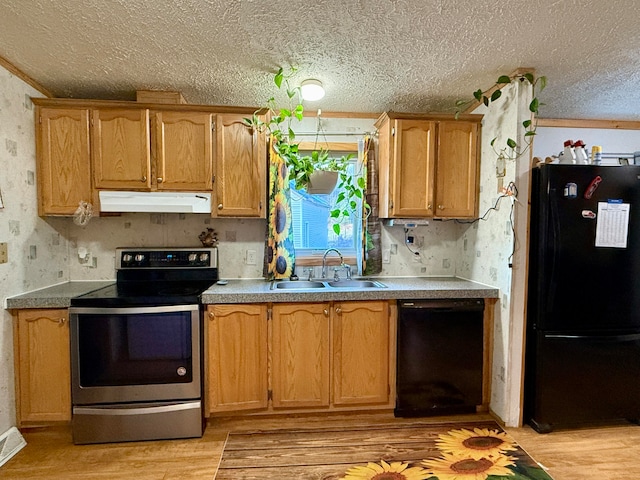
[595,201,630,248]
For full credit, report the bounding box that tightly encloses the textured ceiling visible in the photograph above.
[2,0,640,119]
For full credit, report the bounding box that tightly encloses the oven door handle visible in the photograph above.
[73,401,201,416]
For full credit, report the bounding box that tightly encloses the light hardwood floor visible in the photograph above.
[2,412,640,479]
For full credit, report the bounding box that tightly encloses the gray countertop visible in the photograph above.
[5,277,498,309]
[202,276,498,303]
[5,281,115,309]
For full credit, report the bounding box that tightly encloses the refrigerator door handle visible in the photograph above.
[546,333,640,342]
[546,187,560,312]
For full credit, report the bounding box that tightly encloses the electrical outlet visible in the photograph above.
[246,249,257,265]
[382,249,391,263]
[0,242,7,264]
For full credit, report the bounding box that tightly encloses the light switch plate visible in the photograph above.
[0,243,7,264]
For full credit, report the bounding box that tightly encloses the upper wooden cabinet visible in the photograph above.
[213,113,266,218]
[36,107,92,216]
[92,109,213,191]
[91,108,151,190]
[375,112,481,219]
[32,98,266,217]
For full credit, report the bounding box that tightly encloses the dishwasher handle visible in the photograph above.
[399,299,484,312]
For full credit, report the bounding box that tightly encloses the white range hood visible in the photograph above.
[98,191,212,213]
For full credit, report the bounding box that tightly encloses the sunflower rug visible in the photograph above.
[215,420,553,480]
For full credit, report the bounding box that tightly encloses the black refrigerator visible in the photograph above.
[525,164,640,433]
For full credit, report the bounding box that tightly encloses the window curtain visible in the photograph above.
[362,134,382,275]
[264,141,295,280]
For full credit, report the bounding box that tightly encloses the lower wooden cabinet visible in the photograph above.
[13,309,71,425]
[207,300,395,415]
[206,304,268,412]
[271,302,331,408]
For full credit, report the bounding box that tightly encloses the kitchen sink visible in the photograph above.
[272,281,326,289]
[271,279,386,290]
[326,280,386,288]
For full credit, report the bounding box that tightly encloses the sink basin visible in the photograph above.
[272,281,326,290]
[326,280,386,289]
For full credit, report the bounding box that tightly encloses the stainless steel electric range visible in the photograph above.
[68,247,218,444]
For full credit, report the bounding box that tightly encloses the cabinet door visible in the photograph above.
[214,113,266,217]
[36,107,92,215]
[333,301,390,405]
[15,309,71,424]
[435,121,479,218]
[92,108,151,189]
[207,304,268,412]
[154,111,213,191]
[392,119,436,217]
[271,303,330,408]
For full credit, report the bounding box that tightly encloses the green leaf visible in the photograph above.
[523,72,535,84]
[497,75,512,84]
[357,177,366,188]
[274,68,283,88]
[336,192,346,203]
[529,97,539,113]
[280,108,291,118]
[507,138,517,149]
[524,131,537,137]
[483,96,489,107]
[490,89,502,102]
[538,75,547,92]
[455,99,468,107]
[522,119,532,128]
[454,111,461,120]
[330,209,341,218]
[490,137,497,146]
[473,89,483,101]
[333,224,341,235]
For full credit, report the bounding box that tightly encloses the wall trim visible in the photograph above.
[538,118,640,130]
[0,54,52,97]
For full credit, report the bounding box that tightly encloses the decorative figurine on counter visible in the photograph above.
[198,228,218,247]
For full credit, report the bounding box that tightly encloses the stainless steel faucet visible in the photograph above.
[321,248,343,279]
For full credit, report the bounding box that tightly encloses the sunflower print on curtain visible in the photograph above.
[265,142,295,280]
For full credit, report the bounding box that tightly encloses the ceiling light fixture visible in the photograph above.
[300,79,325,101]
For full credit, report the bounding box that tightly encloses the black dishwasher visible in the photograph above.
[395,298,484,417]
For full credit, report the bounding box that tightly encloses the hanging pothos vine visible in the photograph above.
[455,72,547,161]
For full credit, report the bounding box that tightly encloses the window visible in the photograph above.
[290,150,364,263]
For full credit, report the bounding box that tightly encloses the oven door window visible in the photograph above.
[77,310,194,387]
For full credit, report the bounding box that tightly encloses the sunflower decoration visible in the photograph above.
[269,191,291,243]
[421,451,517,480]
[435,428,518,461]
[340,459,430,480]
[273,245,294,278]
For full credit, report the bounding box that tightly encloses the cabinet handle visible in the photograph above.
[218,204,223,210]
[438,204,444,210]
[208,312,214,319]
[141,176,147,182]
[335,306,342,315]
[428,204,432,210]
[323,308,329,317]
[157,177,163,183]
[25,316,66,325]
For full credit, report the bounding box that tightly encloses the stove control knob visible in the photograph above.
[122,254,133,263]
[188,253,198,262]
[134,254,145,263]
[199,253,209,264]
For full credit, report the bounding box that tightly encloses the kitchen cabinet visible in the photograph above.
[33,98,266,218]
[272,300,393,409]
[207,304,268,413]
[35,106,92,216]
[271,302,331,408]
[375,112,481,219]
[13,309,71,425]
[213,113,266,218]
[92,108,213,191]
[332,300,391,406]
